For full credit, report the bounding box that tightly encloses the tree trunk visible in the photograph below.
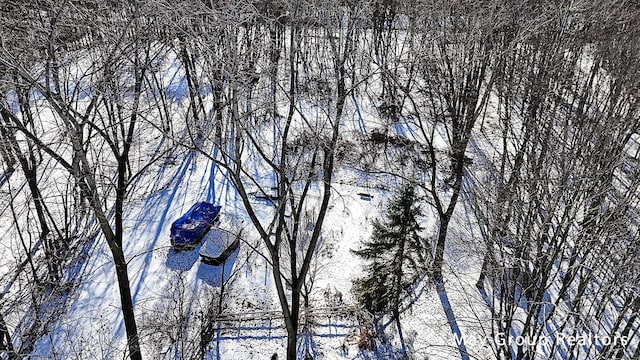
[433,139,467,282]
[111,244,142,360]
[285,328,297,360]
[114,147,141,360]
[0,312,17,359]
[433,214,451,282]
[0,110,59,280]
[476,252,490,289]
[0,125,16,174]
[76,150,141,360]
[199,260,227,359]
[285,278,301,360]
[393,308,406,354]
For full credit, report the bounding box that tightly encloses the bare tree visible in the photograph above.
[163,1,368,358]
[467,1,640,358]
[0,2,174,358]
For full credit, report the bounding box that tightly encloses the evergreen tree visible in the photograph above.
[352,183,431,352]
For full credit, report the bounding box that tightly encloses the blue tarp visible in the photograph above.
[170,202,221,249]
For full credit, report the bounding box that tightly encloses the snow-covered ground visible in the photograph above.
[2,25,638,360]
[0,86,495,359]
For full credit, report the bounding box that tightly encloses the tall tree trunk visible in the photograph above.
[114,154,142,360]
[0,308,17,359]
[0,124,15,174]
[432,144,466,282]
[112,246,142,360]
[432,215,451,282]
[0,109,59,280]
[286,290,300,360]
[181,44,205,126]
[393,308,406,354]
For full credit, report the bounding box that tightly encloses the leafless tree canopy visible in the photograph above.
[0,0,638,359]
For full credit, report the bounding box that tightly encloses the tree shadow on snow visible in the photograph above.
[196,247,239,287]
[436,280,471,360]
[165,245,201,271]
